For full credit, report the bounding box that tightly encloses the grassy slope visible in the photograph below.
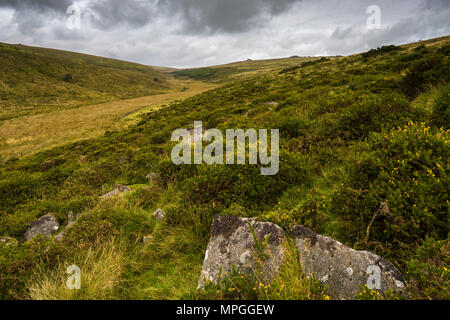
[0,42,170,121]
[0,36,449,300]
[171,56,321,82]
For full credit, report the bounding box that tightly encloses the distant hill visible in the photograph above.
[0,43,170,120]
[172,56,318,82]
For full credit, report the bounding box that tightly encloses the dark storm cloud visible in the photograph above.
[162,0,301,33]
[0,0,72,13]
[0,0,301,33]
[87,0,301,33]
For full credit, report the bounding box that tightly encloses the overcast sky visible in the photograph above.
[0,0,449,68]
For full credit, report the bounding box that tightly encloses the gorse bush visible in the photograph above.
[431,83,450,129]
[401,54,449,98]
[406,236,450,300]
[331,122,449,258]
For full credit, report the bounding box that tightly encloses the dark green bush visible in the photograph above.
[431,84,450,129]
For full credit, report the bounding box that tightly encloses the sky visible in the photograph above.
[0,0,449,68]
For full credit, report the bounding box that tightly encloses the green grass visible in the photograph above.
[0,36,449,300]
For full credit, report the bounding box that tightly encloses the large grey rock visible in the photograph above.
[198,215,286,289]
[292,225,406,300]
[25,214,59,241]
[152,208,165,221]
[100,185,131,200]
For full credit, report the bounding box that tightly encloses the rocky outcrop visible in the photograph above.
[292,225,406,299]
[100,185,131,200]
[152,208,165,221]
[24,214,59,241]
[198,215,286,289]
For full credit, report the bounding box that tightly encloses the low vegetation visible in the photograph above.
[0,36,449,300]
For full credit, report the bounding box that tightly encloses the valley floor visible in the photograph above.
[0,78,217,162]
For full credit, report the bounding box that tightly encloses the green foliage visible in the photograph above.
[362,45,403,58]
[431,83,450,129]
[172,68,218,80]
[300,57,330,67]
[0,239,65,299]
[330,122,449,258]
[407,237,450,299]
[401,54,449,98]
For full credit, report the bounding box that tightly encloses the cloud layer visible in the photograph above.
[0,0,449,67]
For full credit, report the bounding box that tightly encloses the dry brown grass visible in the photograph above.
[0,78,216,161]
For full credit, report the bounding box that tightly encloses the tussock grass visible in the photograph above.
[26,239,125,300]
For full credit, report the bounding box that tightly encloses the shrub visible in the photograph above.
[406,237,450,299]
[330,122,449,258]
[63,74,73,82]
[431,84,450,129]
[401,55,448,98]
[362,45,403,58]
[336,92,411,140]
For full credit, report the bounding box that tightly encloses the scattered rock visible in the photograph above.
[292,225,406,300]
[0,237,18,247]
[143,235,153,244]
[198,215,286,289]
[146,172,160,183]
[55,211,80,242]
[100,185,131,200]
[152,208,165,221]
[25,214,59,241]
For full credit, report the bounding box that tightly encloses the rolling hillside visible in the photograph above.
[172,56,321,82]
[0,36,449,300]
[0,42,170,121]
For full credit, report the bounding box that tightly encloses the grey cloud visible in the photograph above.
[0,0,302,34]
[162,0,301,33]
[0,0,72,13]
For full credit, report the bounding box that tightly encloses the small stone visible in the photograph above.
[145,173,160,183]
[54,211,80,242]
[143,235,153,244]
[100,185,131,200]
[152,208,165,221]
